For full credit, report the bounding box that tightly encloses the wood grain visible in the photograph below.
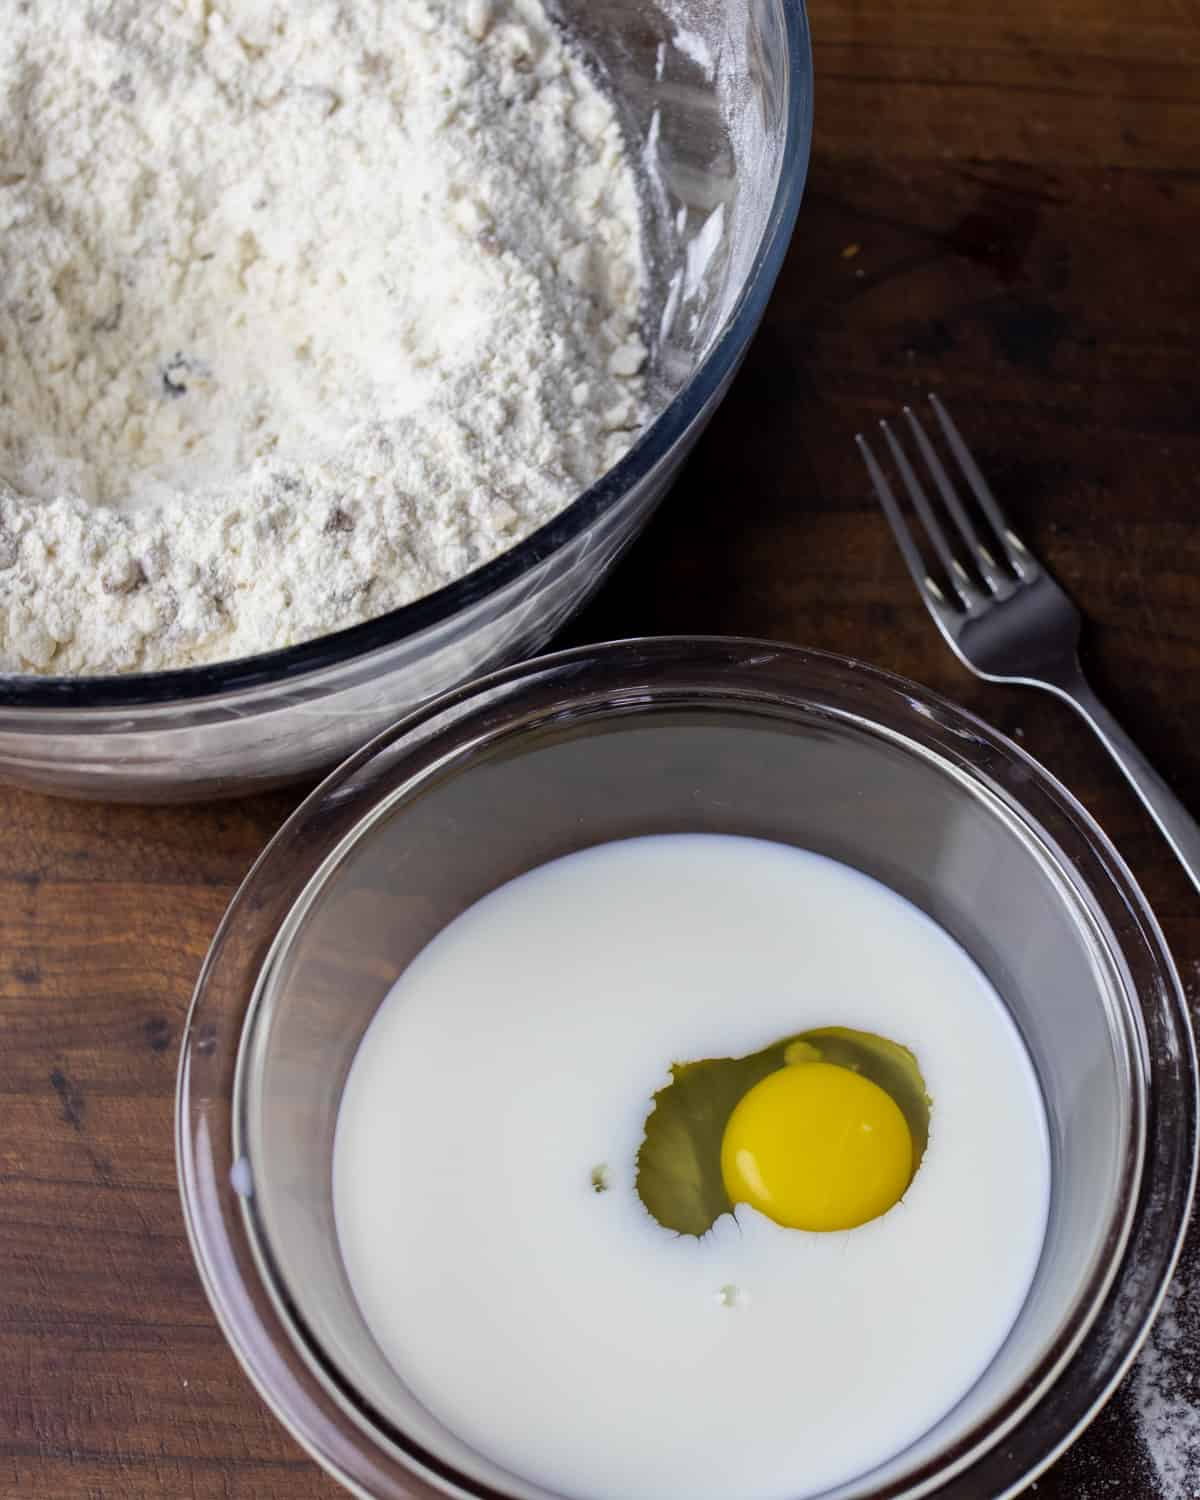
[3,1,1199,1495]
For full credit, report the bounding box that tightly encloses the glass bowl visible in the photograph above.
[177,636,1197,1500]
[0,0,812,803]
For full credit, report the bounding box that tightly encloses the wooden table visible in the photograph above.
[3,0,1198,1495]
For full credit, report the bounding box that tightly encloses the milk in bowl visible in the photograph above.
[333,833,1050,1500]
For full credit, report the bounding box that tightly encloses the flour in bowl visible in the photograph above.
[0,0,647,674]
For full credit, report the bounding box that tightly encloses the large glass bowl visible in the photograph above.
[0,0,812,802]
[177,637,1197,1500]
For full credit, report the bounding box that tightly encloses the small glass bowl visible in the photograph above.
[177,637,1198,1500]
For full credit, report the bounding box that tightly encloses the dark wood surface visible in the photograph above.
[3,1,1199,1495]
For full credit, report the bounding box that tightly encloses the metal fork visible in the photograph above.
[858,393,1200,897]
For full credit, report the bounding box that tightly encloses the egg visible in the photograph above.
[636,1024,931,1236]
[333,833,1050,1500]
[720,1056,915,1230]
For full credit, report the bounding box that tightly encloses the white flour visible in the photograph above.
[0,0,647,674]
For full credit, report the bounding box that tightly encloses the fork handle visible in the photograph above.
[1044,663,1200,898]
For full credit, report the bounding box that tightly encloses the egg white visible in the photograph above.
[333,834,1050,1500]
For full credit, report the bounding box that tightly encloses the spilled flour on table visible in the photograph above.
[1129,959,1200,1499]
[1131,1272,1200,1497]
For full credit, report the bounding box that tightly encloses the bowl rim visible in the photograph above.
[0,2,814,713]
[176,635,1199,1500]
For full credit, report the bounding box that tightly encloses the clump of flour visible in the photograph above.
[0,0,647,673]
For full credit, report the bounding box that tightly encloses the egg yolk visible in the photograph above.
[719,1061,914,1232]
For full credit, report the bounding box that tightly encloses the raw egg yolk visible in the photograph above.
[719,1061,913,1232]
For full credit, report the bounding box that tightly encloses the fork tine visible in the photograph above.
[927,393,1038,580]
[855,433,957,620]
[901,406,1013,599]
[878,420,983,612]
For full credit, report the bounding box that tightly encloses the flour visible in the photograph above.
[0,0,647,674]
[1131,1271,1200,1497]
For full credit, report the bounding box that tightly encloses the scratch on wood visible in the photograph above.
[48,1070,85,1132]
